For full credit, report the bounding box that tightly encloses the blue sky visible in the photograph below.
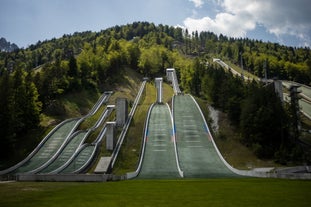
[1,0,311,48]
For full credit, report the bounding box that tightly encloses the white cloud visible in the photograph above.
[183,0,311,46]
[221,0,311,37]
[189,0,204,8]
[184,12,255,37]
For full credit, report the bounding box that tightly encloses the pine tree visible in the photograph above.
[10,68,27,137]
[0,70,13,158]
[24,72,42,129]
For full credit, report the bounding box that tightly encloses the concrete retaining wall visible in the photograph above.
[17,174,124,182]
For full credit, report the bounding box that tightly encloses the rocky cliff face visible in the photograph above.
[0,37,18,52]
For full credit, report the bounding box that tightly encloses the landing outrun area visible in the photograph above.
[173,95,238,178]
[138,104,180,179]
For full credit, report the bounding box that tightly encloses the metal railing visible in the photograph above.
[110,81,147,169]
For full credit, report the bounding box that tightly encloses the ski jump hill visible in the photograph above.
[1,68,310,181]
[128,69,311,180]
[128,70,239,179]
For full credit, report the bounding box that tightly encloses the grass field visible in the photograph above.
[2,68,310,207]
[0,178,310,207]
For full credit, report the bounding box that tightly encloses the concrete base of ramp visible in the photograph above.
[17,174,124,182]
[94,157,112,174]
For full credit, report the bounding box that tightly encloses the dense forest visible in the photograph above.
[190,61,304,163]
[0,22,310,166]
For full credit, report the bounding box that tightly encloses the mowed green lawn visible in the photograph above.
[0,178,310,207]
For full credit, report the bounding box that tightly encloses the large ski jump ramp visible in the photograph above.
[137,104,182,179]
[173,94,239,178]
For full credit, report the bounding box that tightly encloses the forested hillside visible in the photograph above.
[0,22,310,167]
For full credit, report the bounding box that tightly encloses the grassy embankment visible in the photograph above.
[1,178,310,207]
[88,68,146,171]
